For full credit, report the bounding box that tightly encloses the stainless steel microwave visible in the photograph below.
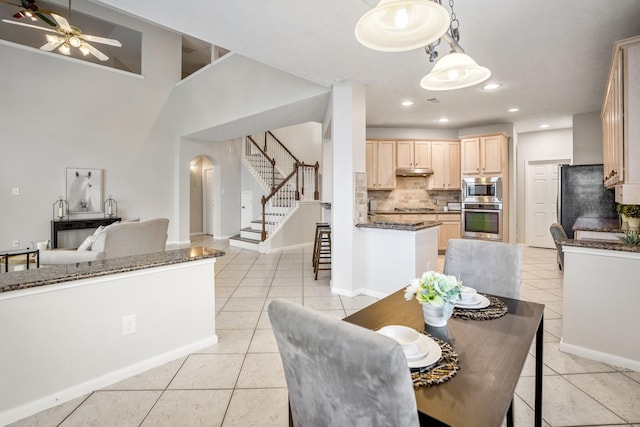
[462,177,502,203]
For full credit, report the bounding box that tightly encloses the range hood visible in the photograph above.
[396,168,434,177]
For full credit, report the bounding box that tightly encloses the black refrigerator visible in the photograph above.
[557,164,617,239]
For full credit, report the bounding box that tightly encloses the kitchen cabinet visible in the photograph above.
[366,140,396,190]
[397,141,431,169]
[602,35,640,203]
[438,216,461,252]
[429,141,460,190]
[461,134,507,176]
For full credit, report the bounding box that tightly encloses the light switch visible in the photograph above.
[11,187,19,196]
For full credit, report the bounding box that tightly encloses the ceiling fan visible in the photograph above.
[0,0,56,26]
[1,0,121,61]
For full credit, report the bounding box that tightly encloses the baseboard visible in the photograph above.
[0,336,218,426]
[559,339,640,371]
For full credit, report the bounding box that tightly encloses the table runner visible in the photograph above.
[452,295,507,320]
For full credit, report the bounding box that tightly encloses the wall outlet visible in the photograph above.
[12,240,19,247]
[122,314,136,336]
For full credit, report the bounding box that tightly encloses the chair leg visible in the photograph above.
[507,398,514,427]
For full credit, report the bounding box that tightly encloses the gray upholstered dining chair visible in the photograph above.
[549,222,568,270]
[443,238,523,299]
[268,298,420,427]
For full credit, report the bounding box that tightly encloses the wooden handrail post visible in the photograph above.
[261,195,267,241]
[295,161,301,200]
[314,161,320,200]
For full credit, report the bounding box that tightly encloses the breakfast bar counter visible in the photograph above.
[0,248,224,425]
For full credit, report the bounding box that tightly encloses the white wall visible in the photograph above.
[271,122,323,166]
[573,112,603,165]
[515,128,573,243]
[367,127,459,140]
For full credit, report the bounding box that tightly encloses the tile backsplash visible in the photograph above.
[368,176,461,211]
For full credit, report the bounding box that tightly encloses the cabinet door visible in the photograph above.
[446,141,461,189]
[377,141,396,189]
[438,219,461,252]
[414,141,431,169]
[365,140,376,189]
[429,142,446,189]
[482,136,503,174]
[396,141,414,168]
[461,138,481,175]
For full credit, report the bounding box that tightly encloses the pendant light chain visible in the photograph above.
[449,0,460,43]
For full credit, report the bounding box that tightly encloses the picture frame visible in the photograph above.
[66,168,103,214]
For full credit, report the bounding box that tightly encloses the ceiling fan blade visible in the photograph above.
[35,12,56,27]
[78,33,121,47]
[83,42,108,61]
[50,12,72,33]
[1,18,59,32]
[39,39,63,51]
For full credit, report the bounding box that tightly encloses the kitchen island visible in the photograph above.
[356,218,440,297]
[572,216,626,241]
[0,247,224,426]
[558,238,640,371]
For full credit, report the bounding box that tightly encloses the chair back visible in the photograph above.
[268,299,420,427]
[549,223,568,269]
[443,239,523,299]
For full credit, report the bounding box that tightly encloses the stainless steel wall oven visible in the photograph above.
[462,177,503,241]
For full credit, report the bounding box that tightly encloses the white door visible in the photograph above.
[204,168,214,235]
[241,191,253,229]
[526,160,567,248]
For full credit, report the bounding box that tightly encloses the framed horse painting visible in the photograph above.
[66,168,103,214]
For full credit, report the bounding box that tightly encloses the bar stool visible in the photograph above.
[313,227,331,280]
[312,223,330,268]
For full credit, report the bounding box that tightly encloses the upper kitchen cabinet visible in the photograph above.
[461,133,509,176]
[366,140,396,190]
[397,140,431,169]
[429,141,461,190]
[602,35,640,204]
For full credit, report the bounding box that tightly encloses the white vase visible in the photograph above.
[629,217,640,230]
[422,303,449,327]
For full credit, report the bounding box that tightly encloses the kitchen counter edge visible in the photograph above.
[0,247,225,293]
[356,220,442,231]
[559,239,640,253]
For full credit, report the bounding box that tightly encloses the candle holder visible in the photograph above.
[52,196,69,220]
[104,195,117,218]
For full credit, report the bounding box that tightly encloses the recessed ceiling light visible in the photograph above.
[482,83,501,90]
[508,108,520,113]
[438,117,449,123]
[401,100,414,107]
[540,124,550,128]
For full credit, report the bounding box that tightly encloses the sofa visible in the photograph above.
[40,218,169,265]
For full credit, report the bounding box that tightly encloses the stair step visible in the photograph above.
[229,235,261,250]
[241,227,262,239]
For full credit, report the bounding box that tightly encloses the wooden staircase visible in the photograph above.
[230,131,319,251]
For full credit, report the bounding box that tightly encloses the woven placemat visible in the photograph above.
[410,333,459,388]
[452,295,508,320]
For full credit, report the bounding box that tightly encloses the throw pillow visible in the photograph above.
[77,235,95,251]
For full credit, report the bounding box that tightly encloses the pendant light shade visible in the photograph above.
[355,0,450,52]
[420,51,491,90]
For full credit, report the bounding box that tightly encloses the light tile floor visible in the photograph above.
[9,238,640,427]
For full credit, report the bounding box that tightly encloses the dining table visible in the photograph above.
[343,289,545,427]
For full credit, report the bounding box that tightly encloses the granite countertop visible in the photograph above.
[0,247,225,294]
[572,217,624,232]
[560,238,640,253]
[356,218,442,231]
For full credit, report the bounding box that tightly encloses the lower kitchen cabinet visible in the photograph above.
[438,218,461,252]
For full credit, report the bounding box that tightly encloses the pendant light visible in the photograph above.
[420,0,490,90]
[355,0,450,52]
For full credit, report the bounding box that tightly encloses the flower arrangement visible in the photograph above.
[404,271,462,310]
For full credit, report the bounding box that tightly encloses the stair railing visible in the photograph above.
[246,136,277,190]
[261,168,297,240]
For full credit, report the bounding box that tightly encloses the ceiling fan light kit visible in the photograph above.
[355,0,450,52]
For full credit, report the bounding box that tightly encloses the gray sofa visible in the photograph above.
[40,218,169,265]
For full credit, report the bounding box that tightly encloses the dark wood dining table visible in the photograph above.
[343,289,544,427]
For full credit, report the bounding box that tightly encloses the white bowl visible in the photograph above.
[378,325,420,355]
[460,286,478,304]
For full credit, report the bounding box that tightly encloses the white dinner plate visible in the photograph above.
[455,293,490,310]
[407,334,442,369]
